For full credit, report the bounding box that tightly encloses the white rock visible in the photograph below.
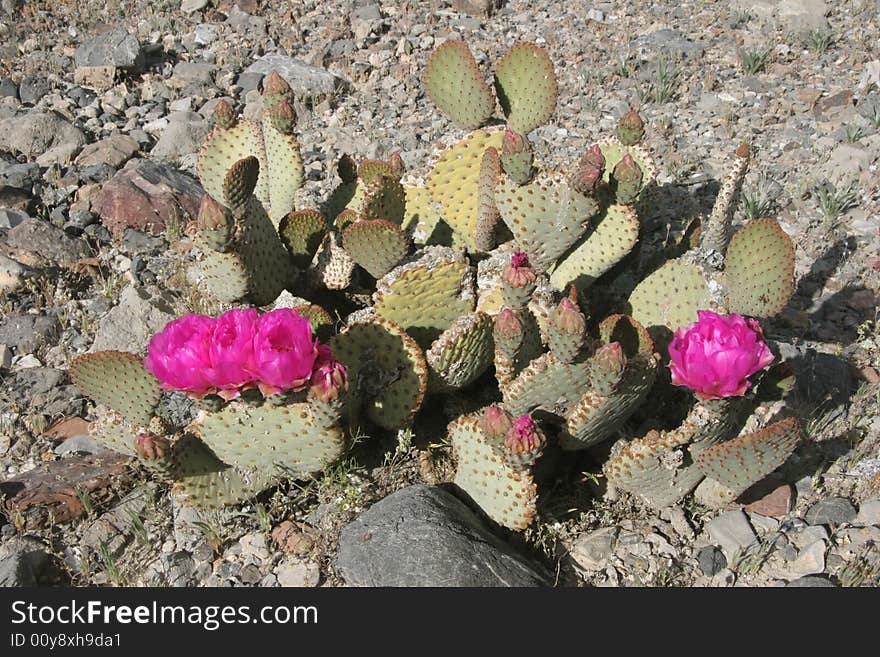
[789,540,826,576]
[276,559,320,587]
[854,499,880,527]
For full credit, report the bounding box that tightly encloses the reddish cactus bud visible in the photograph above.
[505,415,544,453]
[482,405,513,439]
[613,153,643,185]
[308,346,348,403]
[267,99,297,134]
[494,308,524,340]
[616,108,645,146]
[389,152,405,178]
[197,194,230,232]
[502,129,529,156]
[571,144,605,195]
[136,433,169,461]
[263,70,291,98]
[213,99,236,130]
[735,142,751,159]
[552,297,586,336]
[503,252,537,289]
[593,341,627,377]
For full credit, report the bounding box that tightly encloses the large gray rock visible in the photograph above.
[0,538,51,586]
[732,0,829,31]
[706,510,758,561]
[150,111,210,166]
[336,485,551,587]
[0,112,87,165]
[4,216,90,267]
[75,133,140,168]
[0,313,60,354]
[75,28,144,70]
[90,285,176,354]
[240,55,347,102]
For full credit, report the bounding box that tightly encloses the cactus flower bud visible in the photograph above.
[552,297,586,336]
[389,151,405,178]
[494,308,524,340]
[213,99,236,130]
[616,108,645,146]
[571,144,605,195]
[613,153,643,185]
[482,405,513,439]
[668,310,774,400]
[267,99,297,134]
[136,433,169,461]
[593,341,627,376]
[263,70,291,99]
[503,252,537,289]
[308,345,348,403]
[502,129,529,156]
[197,194,231,233]
[505,415,544,454]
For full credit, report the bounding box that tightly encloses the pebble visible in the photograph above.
[75,28,144,71]
[786,575,837,588]
[788,540,827,577]
[697,545,727,576]
[805,497,857,527]
[276,559,321,587]
[706,510,758,562]
[570,527,619,572]
[54,435,104,456]
[853,499,880,527]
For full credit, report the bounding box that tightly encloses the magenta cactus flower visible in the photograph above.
[252,308,319,396]
[308,344,348,403]
[504,251,537,288]
[205,308,259,400]
[668,310,774,400]
[144,314,217,396]
[506,415,542,452]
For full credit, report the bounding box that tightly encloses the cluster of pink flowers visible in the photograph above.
[668,310,774,400]
[143,308,346,401]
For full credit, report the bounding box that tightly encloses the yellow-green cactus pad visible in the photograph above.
[342,219,410,279]
[402,182,445,245]
[279,209,328,270]
[426,312,494,391]
[424,40,496,131]
[262,118,305,225]
[550,204,639,291]
[71,351,161,427]
[495,170,599,273]
[450,414,537,531]
[494,42,557,136]
[331,317,428,430]
[628,259,711,334]
[426,129,505,252]
[197,120,269,209]
[502,352,592,417]
[197,251,251,303]
[597,136,658,190]
[88,407,140,457]
[374,246,474,348]
[723,218,795,317]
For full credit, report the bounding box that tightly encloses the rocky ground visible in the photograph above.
[1,0,879,587]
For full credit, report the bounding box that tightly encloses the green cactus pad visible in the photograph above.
[361,175,406,225]
[561,354,658,450]
[402,183,446,245]
[476,147,503,251]
[550,204,639,291]
[234,197,297,306]
[502,352,592,417]
[598,314,655,357]
[170,434,276,508]
[194,401,345,476]
[342,219,410,279]
[597,136,658,190]
[71,351,161,427]
[197,120,269,210]
[423,40,496,131]
[278,209,328,270]
[696,417,801,498]
[193,197,234,253]
[292,304,335,343]
[494,42,557,135]
[723,218,795,317]
[628,259,711,334]
[262,119,305,225]
[373,246,474,348]
[427,129,505,252]
[310,232,356,290]
[88,407,140,457]
[197,251,251,303]
[330,317,428,430]
[495,170,599,273]
[222,156,260,210]
[426,312,494,391]
[450,415,537,531]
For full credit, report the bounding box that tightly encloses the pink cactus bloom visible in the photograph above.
[252,308,319,396]
[205,308,259,400]
[309,344,348,403]
[510,251,530,269]
[668,310,774,400]
[144,314,217,395]
[506,415,542,452]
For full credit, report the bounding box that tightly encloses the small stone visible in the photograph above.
[0,314,60,354]
[786,575,837,587]
[5,216,90,267]
[0,208,28,229]
[571,527,619,572]
[75,28,144,70]
[271,520,314,556]
[16,354,42,369]
[0,112,87,165]
[193,23,217,45]
[743,484,793,517]
[75,133,139,168]
[697,545,727,576]
[89,285,176,354]
[0,254,28,293]
[150,111,210,166]
[276,559,320,587]
[0,540,51,586]
[181,0,209,12]
[74,66,116,91]
[239,532,270,562]
[805,497,857,526]
[706,510,758,561]
[240,564,262,585]
[789,540,827,576]
[241,55,346,103]
[0,344,11,369]
[0,78,18,99]
[788,525,828,549]
[54,435,104,456]
[747,513,780,535]
[854,499,880,527]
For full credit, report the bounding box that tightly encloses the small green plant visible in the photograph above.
[96,541,126,586]
[858,96,880,130]
[836,545,880,587]
[730,537,776,577]
[739,47,771,75]
[804,28,834,54]
[640,55,681,104]
[844,124,866,144]
[814,181,860,224]
[614,53,638,79]
[741,174,779,221]
[125,508,149,546]
[728,8,753,29]
[75,486,96,519]
[192,519,226,552]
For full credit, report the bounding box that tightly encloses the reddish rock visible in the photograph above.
[1,452,133,529]
[271,520,315,556]
[93,158,203,237]
[743,483,794,518]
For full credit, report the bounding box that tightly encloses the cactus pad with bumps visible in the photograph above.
[597,137,658,190]
[197,120,269,209]
[234,197,297,305]
[723,219,795,317]
[373,247,474,348]
[427,129,505,251]
[331,318,428,430]
[71,351,161,427]
[550,204,640,290]
[450,415,537,531]
[279,209,328,270]
[262,116,305,224]
[402,183,445,245]
[88,407,140,457]
[193,401,345,475]
[476,146,503,251]
[342,219,410,279]
[494,42,557,136]
[310,232,356,291]
[293,304,335,342]
[628,259,711,334]
[423,40,495,130]
[598,314,655,358]
[502,352,592,417]
[426,312,494,390]
[495,170,599,273]
[222,156,260,210]
[197,251,251,303]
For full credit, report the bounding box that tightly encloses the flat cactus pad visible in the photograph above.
[628,259,711,335]
[426,312,494,390]
[423,40,495,131]
[494,42,557,135]
[71,351,161,427]
[723,218,795,317]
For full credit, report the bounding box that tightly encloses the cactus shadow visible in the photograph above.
[805,283,876,345]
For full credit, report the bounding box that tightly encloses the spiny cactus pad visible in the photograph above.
[495,170,599,273]
[88,407,140,457]
[696,416,801,499]
[502,352,592,417]
[628,259,711,334]
[222,156,260,209]
[197,120,269,209]
[330,317,428,430]
[426,312,494,391]
[494,42,557,136]
[293,304,335,342]
[550,204,640,291]
[373,247,474,348]
[194,401,345,475]
[261,117,305,224]
[279,209,328,270]
[310,231,356,290]
[597,136,658,190]
[426,129,505,251]
[233,197,297,305]
[402,183,445,245]
[197,251,251,303]
[423,40,495,131]
[476,146,503,251]
[723,218,795,317]
[71,351,161,427]
[342,219,410,279]
[450,415,537,531]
